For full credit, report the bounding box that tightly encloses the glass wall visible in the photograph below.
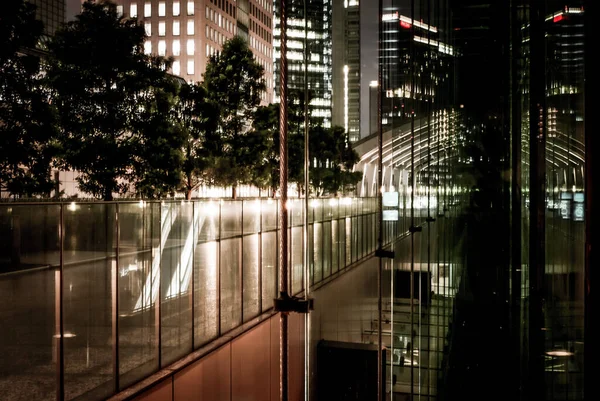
[0,197,390,401]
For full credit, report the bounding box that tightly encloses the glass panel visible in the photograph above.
[0,204,60,401]
[194,241,218,346]
[118,202,159,389]
[331,219,339,273]
[313,222,322,283]
[220,201,242,238]
[261,232,277,312]
[197,200,219,242]
[322,221,331,279]
[291,226,303,294]
[220,238,241,333]
[242,235,259,322]
[243,200,261,234]
[62,203,115,400]
[160,202,193,367]
[261,199,278,232]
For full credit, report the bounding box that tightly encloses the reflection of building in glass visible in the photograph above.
[544,6,585,196]
[274,0,332,127]
[379,0,455,130]
[112,0,273,103]
[332,0,360,141]
[28,0,66,35]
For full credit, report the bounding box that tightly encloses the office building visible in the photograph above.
[273,0,332,127]
[28,0,66,35]
[332,0,360,141]
[379,0,455,130]
[110,0,273,102]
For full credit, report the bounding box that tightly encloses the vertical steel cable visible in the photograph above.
[278,0,289,400]
[377,1,384,399]
[409,0,416,397]
[303,1,311,399]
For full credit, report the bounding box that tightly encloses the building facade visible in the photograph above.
[380,0,455,130]
[108,0,273,102]
[273,0,332,127]
[28,0,66,35]
[332,0,360,142]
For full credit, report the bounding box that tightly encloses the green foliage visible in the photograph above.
[0,0,58,197]
[47,0,174,200]
[133,79,185,199]
[177,82,218,199]
[203,35,266,198]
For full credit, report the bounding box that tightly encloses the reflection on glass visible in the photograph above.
[220,238,241,333]
[242,235,260,321]
[63,203,115,400]
[118,202,159,389]
[0,204,60,401]
[194,241,218,346]
[261,232,277,311]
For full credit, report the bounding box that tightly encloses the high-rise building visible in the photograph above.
[27,0,66,35]
[273,0,332,127]
[379,0,455,130]
[332,0,359,141]
[108,0,273,102]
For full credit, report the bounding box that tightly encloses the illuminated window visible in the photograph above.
[144,22,151,36]
[187,20,194,35]
[144,3,151,17]
[130,3,137,17]
[173,60,180,75]
[158,22,166,36]
[173,21,180,35]
[158,40,166,56]
[173,40,180,56]
[173,2,180,16]
[144,40,151,54]
[186,39,195,55]
[158,2,166,16]
[187,59,194,75]
[187,1,194,15]
[116,5,123,17]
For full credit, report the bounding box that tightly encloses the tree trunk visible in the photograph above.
[232,184,237,200]
[103,188,113,201]
[186,188,193,200]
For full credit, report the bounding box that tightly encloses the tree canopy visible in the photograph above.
[0,0,57,197]
[46,0,177,200]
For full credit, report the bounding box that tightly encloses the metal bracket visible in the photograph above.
[375,249,395,259]
[274,293,313,313]
[409,226,423,233]
[426,216,436,223]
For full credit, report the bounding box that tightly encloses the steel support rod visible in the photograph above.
[278,0,289,399]
[303,0,311,399]
[377,1,384,400]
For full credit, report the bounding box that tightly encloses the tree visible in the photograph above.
[133,78,185,199]
[0,0,58,197]
[47,0,174,200]
[251,91,307,196]
[177,82,218,199]
[309,125,361,197]
[203,36,266,199]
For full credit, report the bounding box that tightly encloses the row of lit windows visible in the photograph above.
[171,59,195,75]
[144,39,195,57]
[207,26,229,46]
[206,6,234,33]
[209,0,236,18]
[124,1,195,18]
[144,20,194,36]
[250,36,271,59]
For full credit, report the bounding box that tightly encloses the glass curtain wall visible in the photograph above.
[516,1,586,399]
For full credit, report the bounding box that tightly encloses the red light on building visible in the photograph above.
[400,21,411,29]
[553,14,564,23]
